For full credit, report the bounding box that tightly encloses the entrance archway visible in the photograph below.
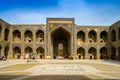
[13,47,21,59]
[25,46,33,58]
[77,47,85,59]
[4,46,9,58]
[111,47,116,60]
[118,47,120,60]
[51,27,71,59]
[36,47,44,59]
[100,47,107,59]
[88,47,97,59]
[0,46,2,56]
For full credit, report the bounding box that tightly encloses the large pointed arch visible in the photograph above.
[51,27,71,59]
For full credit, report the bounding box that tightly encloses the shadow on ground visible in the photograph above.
[23,75,92,80]
[0,75,26,80]
[0,75,92,80]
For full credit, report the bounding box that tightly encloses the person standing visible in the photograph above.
[25,54,29,62]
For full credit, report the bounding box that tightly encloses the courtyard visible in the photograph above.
[0,60,120,80]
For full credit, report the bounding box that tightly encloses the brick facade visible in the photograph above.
[0,18,120,60]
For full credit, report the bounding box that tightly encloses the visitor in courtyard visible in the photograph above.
[0,56,3,60]
[2,56,7,61]
[54,54,56,59]
[31,54,36,62]
[23,54,25,59]
[25,54,30,62]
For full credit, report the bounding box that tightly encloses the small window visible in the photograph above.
[29,40,31,42]
[90,40,92,43]
[101,40,103,43]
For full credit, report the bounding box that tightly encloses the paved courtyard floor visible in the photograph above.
[0,60,120,80]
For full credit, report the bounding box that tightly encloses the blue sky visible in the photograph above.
[0,0,120,25]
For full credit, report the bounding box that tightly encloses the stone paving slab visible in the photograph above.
[27,64,101,74]
[0,60,120,80]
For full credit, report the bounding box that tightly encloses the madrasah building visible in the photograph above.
[0,18,120,60]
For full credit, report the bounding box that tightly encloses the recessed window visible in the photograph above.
[90,40,92,43]
[101,40,103,43]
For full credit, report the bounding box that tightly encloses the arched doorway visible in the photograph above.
[111,47,116,60]
[36,30,44,43]
[100,47,107,59]
[100,31,108,43]
[4,29,9,41]
[0,46,2,56]
[118,28,120,40]
[88,30,97,42]
[13,30,21,42]
[4,46,9,58]
[77,47,85,59]
[0,25,2,39]
[51,27,71,59]
[88,47,97,59]
[13,47,21,59]
[118,47,120,60]
[111,29,116,41]
[36,47,44,59]
[24,30,33,42]
[77,31,85,44]
[25,46,33,58]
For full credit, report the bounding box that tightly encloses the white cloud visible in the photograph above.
[0,0,120,25]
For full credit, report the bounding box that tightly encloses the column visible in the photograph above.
[1,46,4,56]
[116,29,118,41]
[97,47,100,59]
[9,26,12,59]
[33,31,36,42]
[97,32,100,43]
[85,48,89,59]
[1,24,5,41]
[85,32,88,43]
[116,47,118,60]
[21,31,24,42]
[21,30,24,59]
